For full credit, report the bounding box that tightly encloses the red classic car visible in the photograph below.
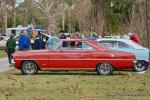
[12,39,136,75]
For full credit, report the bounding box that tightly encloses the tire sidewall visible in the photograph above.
[96,63,113,75]
[134,61,148,72]
[21,61,38,75]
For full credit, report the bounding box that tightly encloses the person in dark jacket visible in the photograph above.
[59,30,67,39]
[6,34,16,65]
[33,35,45,50]
[59,30,67,47]
[19,30,30,50]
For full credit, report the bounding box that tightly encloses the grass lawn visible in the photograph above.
[0,50,7,58]
[0,69,150,100]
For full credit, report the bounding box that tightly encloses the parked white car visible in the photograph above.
[0,36,8,50]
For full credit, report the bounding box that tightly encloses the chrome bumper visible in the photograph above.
[133,60,137,64]
[133,60,137,66]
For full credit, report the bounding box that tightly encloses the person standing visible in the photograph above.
[59,30,67,39]
[6,34,16,65]
[19,30,30,50]
[59,30,67,47]
[33,35,45,50]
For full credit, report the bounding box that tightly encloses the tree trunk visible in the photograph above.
[48,15,51,34]
[4,11,7,35]
[146,0,150,48]
[90,0,106,35]
[145,0,150,63]
[24,0,28,26]
[13,6,16,27]
[130,4,135,32]
[62,14,65,31]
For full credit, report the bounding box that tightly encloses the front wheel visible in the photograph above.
[21,61,38,75]
[134,61,148,72]
[96,63,113,75]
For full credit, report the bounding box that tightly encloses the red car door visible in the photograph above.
[48,38,83,70]
[63,50,82,69]
[81,42,97,69]
[48,50,83,69]
[81,42,109,69]
[82,51,96,68]
[34,50,50,69]
[82,51,110,68]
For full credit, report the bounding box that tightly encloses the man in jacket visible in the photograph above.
[19,30,30,50]
[6,34,16,65]
[33,35,45,50]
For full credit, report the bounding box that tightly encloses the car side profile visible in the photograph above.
[97,38,149,72]
[12,39,136,75]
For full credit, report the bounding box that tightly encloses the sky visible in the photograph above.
[16,0,24,7]
[16,0,24,3]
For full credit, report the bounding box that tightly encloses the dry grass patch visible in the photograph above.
[0,50,7,58]
[0,69,150,100]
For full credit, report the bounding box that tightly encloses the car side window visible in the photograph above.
[58,41,82,50]
[56,41,94,50]
[118,41,133,48]
[82,43,94,50]
[99,41,117,49]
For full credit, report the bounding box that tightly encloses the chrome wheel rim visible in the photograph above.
[98,63,112,75]
[24,63,36,74]
[135,62,145,71]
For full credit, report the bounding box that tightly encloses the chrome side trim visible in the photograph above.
[41,68,95,71]
[15,59,135,61]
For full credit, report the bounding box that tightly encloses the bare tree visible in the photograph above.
[32,0,65,33]
[0,0,17,33]
[10,0,16,27]
[0,0,8,34]
[145,0,150,63]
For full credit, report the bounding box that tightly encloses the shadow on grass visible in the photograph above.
[13,71,129,76]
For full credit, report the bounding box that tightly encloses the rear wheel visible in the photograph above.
[96,63,113,75]
[21,61,38,75]
[134,61,148,72]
